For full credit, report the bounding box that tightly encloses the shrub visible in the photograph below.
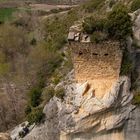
[0,8,17,22]
[132,41,140,49]
[46,54,63,76]
[30,38,37,46]
[83,16,106,34]
[43,87,55,102]
[29,87,42,107]
[96,18,107,31]
[131,0,140,12]
[52,74,62,85]
[106,4,132,40]
[27,107,44,124]
[55,88,65,100]
[83,16,96,34]
[25,105,32,115]
[37,71,46,89]
[43,10,78,50]
[120,51,132,75]
[83,0,105,13]
[132,91,140,105]
[19,131,25,138]
[90,32,107,43]
[109,0,116,8]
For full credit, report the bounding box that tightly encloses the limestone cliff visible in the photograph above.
[22,71,138,140]
[0,133,11,140]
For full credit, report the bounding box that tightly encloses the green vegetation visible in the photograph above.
[131,0,140,12]
[82,4,132,43]
[43,87,55,103]
[43,9,78,50]
[82,16,106,34]
[132,41,140,48]
[132,91,140,105]
[51,72,62,85]
[27,107,45,124]
[55,88,65,100]
[29,87,42,107]
[0,52,9,76]
[83,0,105,13]
[22,9,77,125]
[82,16,96,34]
[0,8,17,22]
[106,4,132,40]
[120,51,132,75]
[109,0,116,8]
[42,86,65,103]
[82,16,108,44]
[25,105,32,115]
[90,31,107,43]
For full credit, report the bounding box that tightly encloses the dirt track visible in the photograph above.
[29,4,77,11]
[0,1,23,8]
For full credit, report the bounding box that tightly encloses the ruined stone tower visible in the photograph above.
[68,24,123,98]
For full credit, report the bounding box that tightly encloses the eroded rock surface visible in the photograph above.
[0,133,11,140]
[22,72,137,140]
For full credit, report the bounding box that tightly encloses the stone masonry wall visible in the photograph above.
[70,41,122,80]
[69,41,123,98]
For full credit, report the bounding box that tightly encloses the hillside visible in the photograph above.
[0,0,140,140]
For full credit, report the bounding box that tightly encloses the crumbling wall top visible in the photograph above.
[68,22,91,43]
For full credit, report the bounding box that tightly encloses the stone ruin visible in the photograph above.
[68,24,123,98]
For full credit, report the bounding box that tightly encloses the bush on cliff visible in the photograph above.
[133,91,140,105]
[43,87,55,103]
[109,0,116,8]
[106,4,132,40]
[25,105,32,115]
[27,107,45,124]
[82,16,106,34]
[29,87,42,107]
[120,51,132,75]
[90,31,107,43]
[131,0,140,12]
[55,88,65,100]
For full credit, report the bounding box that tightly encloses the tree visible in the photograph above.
[82,16,107,34]
[131,0,140,12]
[27,107,44,124]
[29,87,42,107]
[82,16,97,34]
[106,4,132,40]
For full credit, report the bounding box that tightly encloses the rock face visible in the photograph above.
[131,9,140,46]
[0,133,11,140]
[23,72,138,140]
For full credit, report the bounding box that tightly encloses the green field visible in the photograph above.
[0,8,17,22]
